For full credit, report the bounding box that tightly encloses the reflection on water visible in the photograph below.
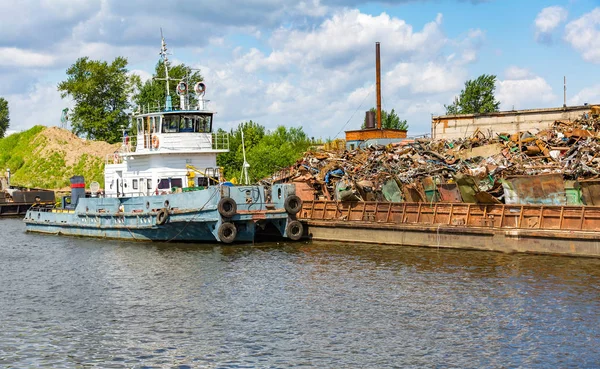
[1,217,599,368]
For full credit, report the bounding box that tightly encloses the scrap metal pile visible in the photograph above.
[274,109,600,205]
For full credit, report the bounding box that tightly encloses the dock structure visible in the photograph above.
[299,201,600,258]
[0,202,36,217]
[0,190,55,217]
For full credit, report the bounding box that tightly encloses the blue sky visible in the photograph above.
[1,0,599,139]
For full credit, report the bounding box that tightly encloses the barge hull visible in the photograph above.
[24,221,224,242]
[304,220,600,258]
[300,201,600,258]
[0,203,34,217]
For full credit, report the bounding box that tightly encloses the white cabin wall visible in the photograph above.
[105,153,219,197]
[104,163,127,196]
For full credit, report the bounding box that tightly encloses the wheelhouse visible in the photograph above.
[135,112,213,135]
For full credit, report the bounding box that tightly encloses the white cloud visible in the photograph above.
[128,69,152,83]
[6,83,71,133]
[296,0,328,17]
[534,6,568,44]
[568,85,600,106]
[198,10,482,137]
[497,71,556,110]
[0,48,57,68]
[0,5,486,139]
[564,8,600,63]
[385,62,466,95]
[253,10,447,72]
[504,66,534,80]
[452,28,486,64]
[0,0,100,49]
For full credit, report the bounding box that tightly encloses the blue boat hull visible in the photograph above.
[24,184,300,243]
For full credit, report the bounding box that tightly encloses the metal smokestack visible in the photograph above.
[365,110,375,129]
[376,42,382,129]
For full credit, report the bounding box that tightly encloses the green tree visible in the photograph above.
[133,60,203,112]
[246,125,312,182]
[217,121,312,182]
[362,107,409,130]
[445,74,500,115]
[217,120,266,180]
[58,57,135,143]
[0,97,9,138]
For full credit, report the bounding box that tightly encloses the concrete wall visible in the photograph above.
[432,105,596,140]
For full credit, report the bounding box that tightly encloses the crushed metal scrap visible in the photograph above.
[267,109,600,206]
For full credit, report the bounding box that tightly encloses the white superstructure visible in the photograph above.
[104,34,229,198]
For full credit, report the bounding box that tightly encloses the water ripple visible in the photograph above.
[0,218,599,368]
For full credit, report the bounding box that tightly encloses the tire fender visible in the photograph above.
[218,222,237,243]
[218,197,237,218]
[284,195,302,214]
[286,220,303,241]
[156,208,169,225]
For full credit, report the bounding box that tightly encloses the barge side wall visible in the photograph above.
[303,220,600,258]
[299,201,600,258]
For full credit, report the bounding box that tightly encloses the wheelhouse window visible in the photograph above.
[180,117,194,132]
[132,179,138,190]
[160,114,213,133]
[197,114,212,133]
[151,116,159,133]
[162,115,180,133]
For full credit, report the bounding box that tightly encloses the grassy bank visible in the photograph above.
[0,126,117,190]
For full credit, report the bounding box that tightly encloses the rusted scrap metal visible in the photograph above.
[501,174,566,205]
[267,110,600,205]
[578,179,600,205]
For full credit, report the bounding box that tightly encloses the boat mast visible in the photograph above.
[241,130,250,185]
[156,28,173,111]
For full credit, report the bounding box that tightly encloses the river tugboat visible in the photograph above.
[23,35,303,243]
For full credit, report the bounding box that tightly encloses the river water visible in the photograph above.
[1,217,599,368]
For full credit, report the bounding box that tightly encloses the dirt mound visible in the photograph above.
[38,127,120,166]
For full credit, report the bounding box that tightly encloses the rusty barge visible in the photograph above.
[298,201,600,258]
[268,42,600,258]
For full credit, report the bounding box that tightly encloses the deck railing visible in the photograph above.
[300,201,600,232]
[212,132,229,151]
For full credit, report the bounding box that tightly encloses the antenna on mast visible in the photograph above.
[155,28,173,111]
